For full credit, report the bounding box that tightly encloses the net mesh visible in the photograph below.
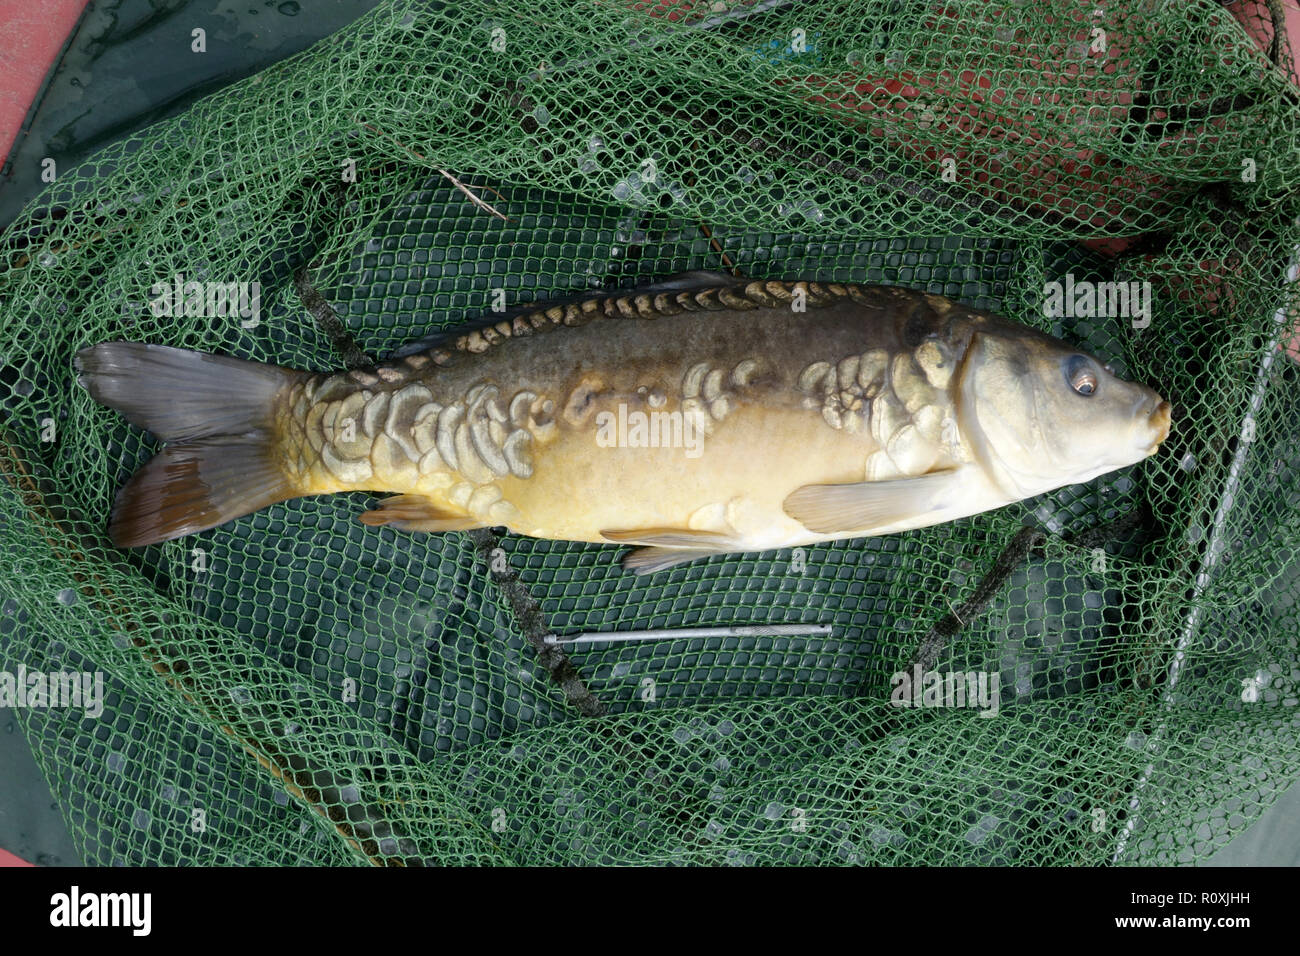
[2,0,1299,865]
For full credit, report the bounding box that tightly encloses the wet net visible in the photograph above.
[2,0,1299,865]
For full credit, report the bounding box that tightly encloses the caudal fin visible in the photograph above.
[75,342,302,547]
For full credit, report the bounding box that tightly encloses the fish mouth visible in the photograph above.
[1144,399,1172,454]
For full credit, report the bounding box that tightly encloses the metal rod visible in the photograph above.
[547,624,834,646]
[1112,247,1299,862]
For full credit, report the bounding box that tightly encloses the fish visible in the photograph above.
[74,271,1172,574]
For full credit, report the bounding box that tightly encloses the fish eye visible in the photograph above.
[1066,355,1098,397]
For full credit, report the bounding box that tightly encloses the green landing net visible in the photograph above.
[2,0,1299,866]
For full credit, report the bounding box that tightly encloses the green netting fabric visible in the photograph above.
[2,0,1299,865]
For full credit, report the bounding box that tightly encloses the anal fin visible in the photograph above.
[600,527,744,575]
[359,494,482,533]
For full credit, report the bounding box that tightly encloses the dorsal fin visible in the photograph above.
[383,274,869,368]
[385,271,742,360]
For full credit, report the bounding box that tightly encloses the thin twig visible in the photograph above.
[1065,505,1150,551]
[907,526,1046,674]
[467,530,605,717]
[904,507,1152,674]
[294,266,373,369]
[1265,0,1288,70]
[684,162,741,276]
[357,121,511,221]
[698,221,739,275]
[436,168,511,222]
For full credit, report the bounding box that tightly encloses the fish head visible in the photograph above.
[957,327,1171,501]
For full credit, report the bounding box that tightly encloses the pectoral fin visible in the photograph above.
[783,471,962,535]
[600,527,744,574]
[359,494,482,532]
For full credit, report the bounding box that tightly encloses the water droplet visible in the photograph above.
[800,201,825,223]
[963,813,999,845]
[107,751,127,773]
[160,785,177,801]
[836,839,861,863]
[55,589,77,607]
[1180,452,1197,472]
[37,252,57,268]
[229,686,252,705]
[763,801,784,820]
[131,808,151,831]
